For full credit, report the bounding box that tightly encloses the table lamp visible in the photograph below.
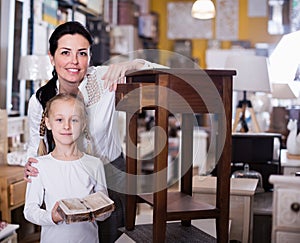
[271,82,299,104]
[18,55,52,115]
[18,55,52,85]
[225,55,271,133]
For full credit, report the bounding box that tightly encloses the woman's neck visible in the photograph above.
[59,85,80,94]
[58,79,81,94]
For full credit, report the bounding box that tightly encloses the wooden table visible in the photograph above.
[0,165,26,223]
[115,69,235,242]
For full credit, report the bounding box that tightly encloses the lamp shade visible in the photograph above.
[225,55,271,93]
[272,82,299,99]
[269,30,300,83]
[191,0,215,20]
[18,55,53,81]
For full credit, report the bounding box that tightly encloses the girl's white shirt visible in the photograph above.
[24,153,108,243]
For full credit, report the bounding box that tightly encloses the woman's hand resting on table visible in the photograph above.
[24,157,39,182]
[102,59,146,92]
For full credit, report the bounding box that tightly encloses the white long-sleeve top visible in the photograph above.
[24,153,109,243]
[26,61,166,164]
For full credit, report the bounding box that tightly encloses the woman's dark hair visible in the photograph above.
[48,21,93,57]
[36,21,93,153]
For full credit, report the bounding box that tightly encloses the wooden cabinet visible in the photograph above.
[0,165,26,223]
[269,175,300,243]
[116,69,235,242]
[281,149,300,176]
[193,176,258,243]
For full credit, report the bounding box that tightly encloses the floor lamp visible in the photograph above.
[225,55,271,133]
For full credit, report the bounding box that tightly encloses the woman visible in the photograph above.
[24,21,165,242]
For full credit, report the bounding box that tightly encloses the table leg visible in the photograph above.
[180,114,194,226]
[153,106,169,242]
[125,113,138,230]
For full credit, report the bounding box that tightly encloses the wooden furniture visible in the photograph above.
[0,165,26,223]
[281,149,300,176]
[193,176,258,243]
[115,69,235,242]
[269,175,300,243]
[231,132,282,192]
[0,111,27,223]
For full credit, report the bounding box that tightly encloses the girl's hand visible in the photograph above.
[52,202,63,224]
[102,59,145,92]
[24,157,39,182]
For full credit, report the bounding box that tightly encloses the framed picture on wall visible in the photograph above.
[167,2,213,39]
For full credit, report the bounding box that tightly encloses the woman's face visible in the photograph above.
[49,34,91,92]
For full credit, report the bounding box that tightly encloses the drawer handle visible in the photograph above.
[291,202,300,212]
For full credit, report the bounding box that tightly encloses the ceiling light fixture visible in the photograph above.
[191,0,216,20]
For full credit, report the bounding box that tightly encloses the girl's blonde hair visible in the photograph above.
[37,93,88,156]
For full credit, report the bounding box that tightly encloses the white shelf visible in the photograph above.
[0,224,19,241]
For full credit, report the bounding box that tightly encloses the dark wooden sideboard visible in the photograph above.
[115,68,235,242]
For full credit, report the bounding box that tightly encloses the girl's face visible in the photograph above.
[45,99,86,146]
[49,34,91,92]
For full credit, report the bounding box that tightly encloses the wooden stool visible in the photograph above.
[115,69,235,242]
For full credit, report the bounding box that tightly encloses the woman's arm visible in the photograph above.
[101,59,168,91]
[26,94,44,159]
[23,95,43,181]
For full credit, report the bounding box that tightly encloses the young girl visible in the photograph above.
[24,93,110,243]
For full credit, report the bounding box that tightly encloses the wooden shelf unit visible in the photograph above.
[0,113,27,223]
[115,69,235,242]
